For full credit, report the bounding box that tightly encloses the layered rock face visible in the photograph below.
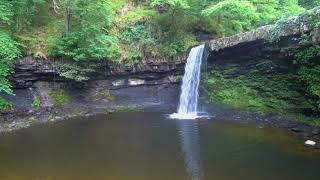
[12,57,185,89]
[6,56,185,111]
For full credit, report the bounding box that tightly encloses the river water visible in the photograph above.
[0,112,319,179]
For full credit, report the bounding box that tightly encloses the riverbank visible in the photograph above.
[0,84,179,133]
[1,83,319,145]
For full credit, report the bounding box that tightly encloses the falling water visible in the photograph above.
[170,45,206,119]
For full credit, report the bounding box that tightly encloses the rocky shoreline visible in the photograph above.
[1,83,319,147]
[0,84,180,133]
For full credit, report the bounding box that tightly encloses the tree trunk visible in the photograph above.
[64,6,72,33]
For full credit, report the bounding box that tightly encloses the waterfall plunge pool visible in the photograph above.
[0,112,319,180]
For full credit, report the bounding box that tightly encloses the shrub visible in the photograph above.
[0,97,13,111]
[32,97,42,109]
[0,31,21,95]
[49,0,120,61]
[49,90,72,107]
[54,61,98,82]
[202,0,258,36]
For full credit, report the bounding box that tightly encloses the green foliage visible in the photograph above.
[205,62,315,119]
[124,8,155,23]
[0,0,314,83]
[55,61,99,82]
[151,0,190,9]
[49,90,72,107]
[268,18,288,42]
[0,31,21,95]
[248,0,279,26]
[32,97,42,109]
[12,0,47,32]
[166,34,197,57]
[119,24,156,63]
[295,45,320,113]
[0,1,14,26]
[0,97,13,111]
[269,7,320,42]
[299,0,320,9]
[279,0,305,17]
[202,0,258,36]
[50,0,120,61]
[90,90,115,101]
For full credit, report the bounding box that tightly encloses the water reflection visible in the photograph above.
[177,121,203,180]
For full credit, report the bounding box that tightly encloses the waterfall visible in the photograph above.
[171,45,206,119]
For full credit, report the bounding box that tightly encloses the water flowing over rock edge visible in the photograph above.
[0,8,319,140]
[170,44,208,120]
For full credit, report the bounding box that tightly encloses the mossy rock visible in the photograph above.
[105,105,144,113]
[49,90,72,107]
[90,90,116,102]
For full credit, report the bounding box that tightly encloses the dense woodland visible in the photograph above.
[0,0,320,124]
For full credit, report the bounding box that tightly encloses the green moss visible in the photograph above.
[49,90,72,107]
[105,105,144,113]
[205,61,319,125]
[90,91,115,102]
[0,97,13,111]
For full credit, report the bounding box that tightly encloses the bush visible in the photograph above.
[118,24,158,66]
[54,61,99,82]
[49,0,120,61]
[32,97,42,109]
[0,31,21,95]
[202,0,258,36]
[50,26,120,61]
[205,62,313,117]
[296,46,320,114]
[49,90,72,107]
[0,97,13,111]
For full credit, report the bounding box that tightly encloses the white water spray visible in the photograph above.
[171,45,206,120]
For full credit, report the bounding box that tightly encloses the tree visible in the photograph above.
[151,0,190,12]
[202,0,258,36]
[50,0,119,62]
[0,1,14,26]
[279,0,304,17]
[53,0,74,33]
[247,0,279,26]
[299,0,320,9]
[10,0,46,33]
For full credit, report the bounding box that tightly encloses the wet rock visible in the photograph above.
[291,127,302,133]
[312,129,320,135]
[112,79,125,87]
[128,79,146,86]
[305,140,316,147]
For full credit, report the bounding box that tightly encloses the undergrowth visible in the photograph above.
[205,60,320,126]
[49,90,72,107]
[0,97,13,112]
